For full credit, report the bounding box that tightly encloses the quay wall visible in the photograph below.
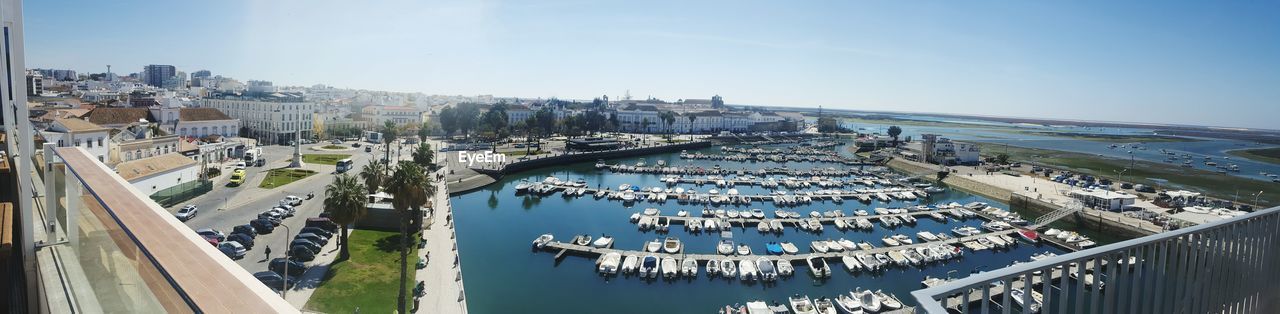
[886,158,1156,238]
[454,141,714,195]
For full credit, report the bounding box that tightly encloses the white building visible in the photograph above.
[922,134,981,165]
[614,104,662,133]
[151,107,240,139]
[194,94,316,145]
[361,105,423,127]
[116,153,201,197]
[42,118,111,163]
[1070,189,1138,211]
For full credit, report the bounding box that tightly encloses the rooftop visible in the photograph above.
[179,108,233,121]
[85,107,152,125]
[52,117,108,132]
[115,153,197,181]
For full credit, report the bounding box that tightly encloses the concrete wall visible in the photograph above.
[130,163,201,197]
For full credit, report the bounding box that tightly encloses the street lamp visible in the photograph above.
[1254,191,1264,209]
[278,224,292,298]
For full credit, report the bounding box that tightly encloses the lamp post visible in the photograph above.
[278,224,292,298]
[1254,191,1264,210]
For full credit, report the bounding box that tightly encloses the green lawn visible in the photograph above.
[258,168,317,189]
[305,230,418,314]
[300,153,352,165]
[1228,147,1280,165]
[974,143,1280,206]
[320,144,348,150]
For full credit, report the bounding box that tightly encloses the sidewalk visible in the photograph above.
[416,168,468,314]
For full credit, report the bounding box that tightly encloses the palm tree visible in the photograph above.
[323,174,367,260]
[687,115,697,141]
[412,143,434,169]
[386,162,431,314]
[359,160,386,197]
[382,121,399,177]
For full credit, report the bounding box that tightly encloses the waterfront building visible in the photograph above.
[921,134,980,165]
[1070,188,1138,211]
[194,92,316,145]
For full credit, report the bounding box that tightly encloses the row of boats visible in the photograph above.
[658,174,898,190]
[599,161,867,178]
[722,290,905,314]
[680,150,865,165]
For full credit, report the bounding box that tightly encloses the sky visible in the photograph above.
[22,0,1280,129]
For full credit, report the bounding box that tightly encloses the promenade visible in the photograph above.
[418,166,468,314]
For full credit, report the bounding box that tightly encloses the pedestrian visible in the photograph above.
[264,245,272,261]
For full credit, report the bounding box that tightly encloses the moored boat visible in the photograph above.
[806,256,830,278]
[790,295,818,314]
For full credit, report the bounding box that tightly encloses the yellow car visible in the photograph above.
[229,169,247,186]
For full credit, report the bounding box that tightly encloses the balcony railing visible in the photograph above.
[912,205,1280,313]
[45,146,295,313]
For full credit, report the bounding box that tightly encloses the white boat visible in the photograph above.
[814,298,838,314]
[514,180,532,193]
[720,259,738,278]
[756,257,778,281]
[770,220,785,233]
[640,255,659,278]
[891,234,913,245]
[854,289,881,313]
[781,242,799,255]
[621,255,638,274]
[751,208,765,219]
[718,240,735,255]
[621,191,636,202]
[776,259,795,276]
[663,237,682,254]
[811,241,830,253]
[790,295,818,314]
[642,207,659,215]
[745,301,772,314]
[737,244,752,256]
[826,240,844,252]
[837,238,857,251]
[661,257,678,278]
[841,256,861,272]
[917,231,939,242]
[676,210,687,217]
[806,256,830,278]
[706,259,719,277]
[834,293,863,314]
[757,221,771,233]
[881,236,900,247]
[1009,288,1043,313]
[875,290,902,310]
[681,258,698,277]
[739,259,758,281]
[597,252,621,275]
[645,239,662,252]
[591,235,614,248]
[532,234,554,248]
[1044,228,1061,237]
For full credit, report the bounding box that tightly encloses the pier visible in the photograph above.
[642,208,955,226]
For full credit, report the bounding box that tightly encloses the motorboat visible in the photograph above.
[875,290,902,310]
[574,234,592,246]
[681,258,698,277]
[720,259,738,278]
[706,259,719,277]
[597,252,621,275]
[621,255,638,274]
[854,289,881,313]
[814,298,838,314]
[770,220,785,233]
[806,256,830,278]
[661,257,678,278]
[826,240,844,252]
[1009,288,1043,313]
[757,221,771,233]
[892,234,913,245]
[1044,228,1062,237]
[718,240,735,255]
[739,259,758,281]
[834,293,863,314]
[1018,229,1040,243]
[881,236,900,247]
[642,207,659,216]
[640,255,659,278]
[676,210,687,217]
[790,295,818,314]
[776,259,795,276]
[591,235,614,249]
[751,208,765,219]
[766,242,784,255]
[811,241,830,253]
[781,242,800,255]
[663,237,682,254]
[745,301,772,314]
[532,234,554,248]
[645,239,662,252]
[737,244,752,256]
[917,231,939,242]
[514,180,532,193]
[841,256,861,272]
[837,238,857,251]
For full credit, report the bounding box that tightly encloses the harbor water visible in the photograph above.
[452,144,1070,313]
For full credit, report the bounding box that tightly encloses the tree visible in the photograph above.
[641,117,651,134]
[888,125,903,144]
[359,159,386,197]
[687,115,698,140]
[995,153,1010,165]
[455,103,483,138]
[479,105,510,143]
[323,174,367,260]
[659,111,676,139]
[412,142,434,168]
[386,162,431,314]
[381,121,398,177]
[438,106,458,136]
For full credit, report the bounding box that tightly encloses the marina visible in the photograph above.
[452,140,1081,313]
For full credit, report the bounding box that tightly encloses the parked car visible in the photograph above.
[289,246,316,262]
[227,233,255,249]
[282,195,303,206]
[365,146,373,152]
[305,217,339,233]
[351,142,362,147]
[196,228,225,242]
[219,241,247,259]
[330,139,343,144]
[274,204,296,217]
[254,271,295,290]
[291,239,322,254]
[233,224,258,237]
[199,234,220,246]
[255,158,266,167]
[175,205,198,221]
[1120,182,1135,189]
[234,161,247,169]
[300,227,334,239]
[296,233,328,246]
[264,208,288,219]
[1135,184,1156,193]
[250,219,276,234]
[269,258,306,277]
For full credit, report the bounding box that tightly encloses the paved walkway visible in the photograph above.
[417,167,468,314]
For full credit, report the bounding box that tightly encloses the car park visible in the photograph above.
[196,228,225,242]
[175,205,198,221]
[250,219,276,234]
[254,271,294,290]
[219,241,247,259]
[291,239,322,254]
[233,224,257,237]
[227,233,255,249]
[290,246,316,262]
[269,258,307,277]
[296,233,328,246]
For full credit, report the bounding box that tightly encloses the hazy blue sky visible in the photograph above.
[23,0,1280,129]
